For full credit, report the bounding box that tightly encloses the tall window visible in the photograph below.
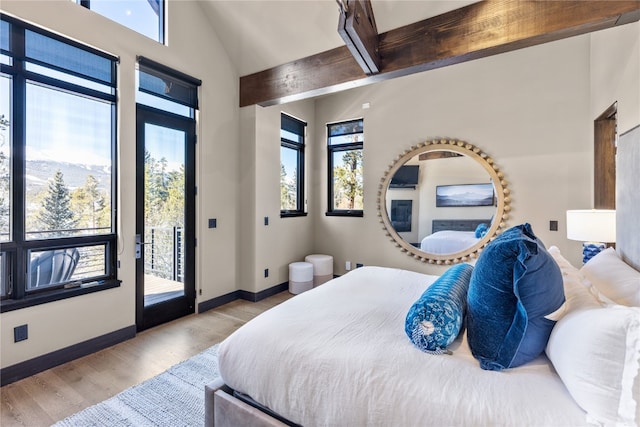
[280,114,306,216]
[0,15,118,310]
[77,0,164,43]
[327,119,364,216]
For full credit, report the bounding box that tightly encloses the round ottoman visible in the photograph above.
[288,262,313,294]
[304,254,334,287]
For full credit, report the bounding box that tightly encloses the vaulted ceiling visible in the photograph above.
[199,0,479,77]
[199,1,640,107]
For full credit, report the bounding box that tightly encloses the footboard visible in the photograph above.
[205,381,287,427]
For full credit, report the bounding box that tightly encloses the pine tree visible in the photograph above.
[164,165,185,227]
[280,162,296,210]
[144,151,169,226]
[71,174,108,231]
[334,150,363,209]
[0,114,9,236]
[36,170,78,236]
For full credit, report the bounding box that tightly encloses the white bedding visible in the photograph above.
[420,230,479,254]
[218,266,588,427]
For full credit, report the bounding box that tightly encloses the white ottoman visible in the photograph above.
[289,262,313,294]
[304,254,334,287]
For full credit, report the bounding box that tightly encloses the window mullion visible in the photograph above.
[10,26,27,299]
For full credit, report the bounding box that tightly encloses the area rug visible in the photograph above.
[54,344,219,427]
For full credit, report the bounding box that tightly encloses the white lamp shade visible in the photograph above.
[566,209,616,243]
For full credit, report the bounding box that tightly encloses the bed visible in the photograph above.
[206,126,640,427]
[215,266,590,426]
[419,219,489,253]
[419,230,480,253]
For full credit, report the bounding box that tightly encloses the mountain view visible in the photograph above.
[25,160,111,195]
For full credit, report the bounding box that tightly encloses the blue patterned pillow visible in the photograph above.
[466,223,565,370]
[405,263,474,354]
[474,223,489,238]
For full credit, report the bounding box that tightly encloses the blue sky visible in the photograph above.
[145,123,185,171]
[89,0,160,41]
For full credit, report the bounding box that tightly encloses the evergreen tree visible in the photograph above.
[0,114,11,240]
[280,162,296,210]
[0,114,9,237]
[71,174,108,231]
[334,150,363,209]
[36,170,78,236]
[144,151,169,226]
[164,165,185,227]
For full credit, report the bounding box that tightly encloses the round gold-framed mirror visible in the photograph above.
[377,138,511,265]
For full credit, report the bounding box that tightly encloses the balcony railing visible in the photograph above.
[144,226,184,283]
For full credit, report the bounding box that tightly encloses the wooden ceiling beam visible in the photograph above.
[338,0,380,75]
[239,0,640,107]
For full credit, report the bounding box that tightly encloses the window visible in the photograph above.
[0,15,119,311]
[137,56,198,118]
[77,0,164,43]
[327,119,364,216]
[280,114,306,216]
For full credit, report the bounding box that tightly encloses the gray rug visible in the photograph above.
[54,344,219,427]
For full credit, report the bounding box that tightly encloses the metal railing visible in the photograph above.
[144,226,184,283]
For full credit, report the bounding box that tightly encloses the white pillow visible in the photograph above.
[548,246,579,275]
[546,304,640,426]
[581,248,640,307]
[547,246,602,316]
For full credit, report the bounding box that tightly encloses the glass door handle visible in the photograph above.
[135,234,146,259]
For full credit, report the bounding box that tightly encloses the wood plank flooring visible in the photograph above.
[0,291,293,427]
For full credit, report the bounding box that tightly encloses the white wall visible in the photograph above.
[240,100,316,292]
[590,22,640,135]
[313,34,594,273]
[0,1,239,368]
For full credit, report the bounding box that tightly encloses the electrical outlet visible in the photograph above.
[345,261,351,271]
[549,220,558,231]
[208,218,217,228]
[264,268,269,278]
[14,324,28,342]
[264,217,269,226]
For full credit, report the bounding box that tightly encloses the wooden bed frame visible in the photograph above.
[204,125,640,427]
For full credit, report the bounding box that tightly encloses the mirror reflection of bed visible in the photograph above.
[420,218,492,254]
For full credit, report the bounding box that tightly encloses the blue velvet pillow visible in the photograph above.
[466,223,565,370]
[405,263,474,354]
[474,223,489,238]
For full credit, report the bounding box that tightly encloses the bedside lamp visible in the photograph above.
[566,209,616,264]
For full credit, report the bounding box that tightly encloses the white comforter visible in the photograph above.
[218,266,588,427]
[420,230,480,254]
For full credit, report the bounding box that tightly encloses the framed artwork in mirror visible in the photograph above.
[435,183,494,207]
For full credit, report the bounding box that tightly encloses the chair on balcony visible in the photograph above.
[30,248,80,288]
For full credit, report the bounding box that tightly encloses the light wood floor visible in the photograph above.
[0,291,293,427]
